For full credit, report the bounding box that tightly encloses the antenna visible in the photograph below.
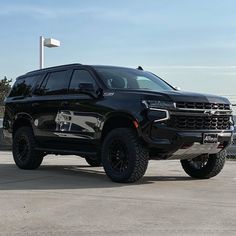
[137,66,143,70]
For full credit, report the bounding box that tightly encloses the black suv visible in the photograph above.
[3,64,233,182]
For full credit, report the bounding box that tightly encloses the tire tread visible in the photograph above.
[13,127,43,170]
[102,128,149,183]
[181,151,226,179]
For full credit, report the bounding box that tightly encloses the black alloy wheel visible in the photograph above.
[108,139,129,173]
[102,128,149,183]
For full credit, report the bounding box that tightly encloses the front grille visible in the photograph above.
[169,115,231,130]
[176,102,230,110]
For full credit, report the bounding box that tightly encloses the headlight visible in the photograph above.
[142,100,175,109]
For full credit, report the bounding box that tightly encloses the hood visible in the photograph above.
[116,89,230,104]
[157,90,230,104]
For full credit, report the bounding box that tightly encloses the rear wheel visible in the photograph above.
[102,128,149,183]
[13,127,44,169]
[180,151,226,179]
[85,154,101,167]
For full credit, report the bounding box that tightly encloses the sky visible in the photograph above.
[0,0,236,100]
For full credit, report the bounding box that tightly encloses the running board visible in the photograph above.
[35,147,97,157]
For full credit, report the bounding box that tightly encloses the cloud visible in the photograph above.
[0,5,100,18]
[0,5,53,18]
[0,3,162,24]
[0,4,147,22]
[144,65,236,70]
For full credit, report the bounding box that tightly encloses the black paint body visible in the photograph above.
[3,64,234,159]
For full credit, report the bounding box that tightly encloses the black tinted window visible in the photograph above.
[41,71,69,95]
[69,70,96,93]
[9,76,38,97]
[95,67,173,91]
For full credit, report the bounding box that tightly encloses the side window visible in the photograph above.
[40,70,69,95]
[9,76,38,97]
[69,70,96,93]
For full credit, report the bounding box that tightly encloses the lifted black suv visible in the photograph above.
[3,64,234,182]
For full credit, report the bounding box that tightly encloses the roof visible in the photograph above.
[91,65,136,70]
[25,63,82,75]
[19,64,141,79]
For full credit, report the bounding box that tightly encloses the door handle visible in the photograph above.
[61,101,69,107]
[32,103,40,107]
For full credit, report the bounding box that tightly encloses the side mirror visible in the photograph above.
[34,88,44,96]
[78,83,99,97]
[79,83,95,92]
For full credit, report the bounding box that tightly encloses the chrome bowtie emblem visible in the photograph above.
[204,110,214,116]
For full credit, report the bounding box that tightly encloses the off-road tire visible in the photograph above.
[13,127,44,169]
[85,155,102,167]
[181,151,226,179]
[102,128,149,183]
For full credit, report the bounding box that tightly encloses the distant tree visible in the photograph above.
[0,76,12,116]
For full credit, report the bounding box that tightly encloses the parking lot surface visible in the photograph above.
[0,151,235,236]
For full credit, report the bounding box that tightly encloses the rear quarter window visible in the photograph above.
[9,75,39,97]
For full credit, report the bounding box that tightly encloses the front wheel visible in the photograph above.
[102,128,149,183]
[180,151,226,179]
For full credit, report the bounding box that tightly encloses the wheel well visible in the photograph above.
[101,116,137,141]
[13,118,32,136]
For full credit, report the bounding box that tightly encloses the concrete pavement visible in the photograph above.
[0,151,235,235]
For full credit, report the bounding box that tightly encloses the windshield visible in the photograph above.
[94,67,174,92]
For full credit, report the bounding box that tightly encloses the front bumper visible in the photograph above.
[143,123,233,160]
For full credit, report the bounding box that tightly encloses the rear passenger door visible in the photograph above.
[32,69,72,148]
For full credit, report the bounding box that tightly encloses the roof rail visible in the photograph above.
[26,63,83,75]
